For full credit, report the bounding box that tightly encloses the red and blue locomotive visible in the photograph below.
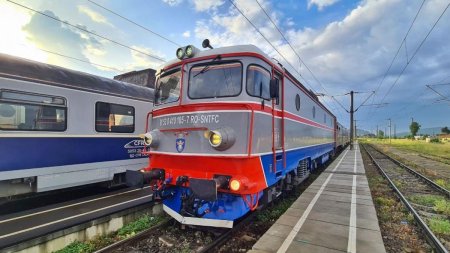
[128,40,349,228]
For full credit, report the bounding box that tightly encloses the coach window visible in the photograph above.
[246,64,271,100]
[295,94,300,111]
[0,90,66,131]
[96,102,134,133]
[189,61,242,99]
[312,106,316,118]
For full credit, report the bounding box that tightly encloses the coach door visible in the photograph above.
[272,72,284,174]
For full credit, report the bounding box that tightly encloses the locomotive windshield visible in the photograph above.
[188,61,242,99]
[155,68,181,105]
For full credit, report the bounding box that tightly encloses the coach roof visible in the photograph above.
[0,53,154,102]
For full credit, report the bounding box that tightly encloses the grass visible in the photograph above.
[54,214,165,253]
[435,179,450,191]
[408,195,446,207]
[433,199,450,216]
[256,196,295,222]
[54,241,95,253]
[360,138,450,159]
[117,215,163,238]
[428,218,450,235]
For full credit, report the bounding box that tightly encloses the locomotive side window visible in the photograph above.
[189,61,242,99]
[246,64,271,100]
[0,90,66,131]
[155,68,181,105]
[95,102,135,133]
[312,106,316,118]
[295,94,300,111]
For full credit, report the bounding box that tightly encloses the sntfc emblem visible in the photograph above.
[176,138,185,153]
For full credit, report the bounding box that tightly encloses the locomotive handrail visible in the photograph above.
[145,111,153,133]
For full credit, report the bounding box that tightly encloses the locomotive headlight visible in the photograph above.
[176,48,185,59]
[207,127,235,151]
[144,132,153,145]
[185,45,194,58]
[209,131,222,147]
[229,179,241,191]
[143,130,161,147]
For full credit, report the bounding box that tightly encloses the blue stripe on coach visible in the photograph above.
[260,142,335,187]
[0,137,145,172]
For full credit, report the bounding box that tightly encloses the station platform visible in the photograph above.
[250,144,386,253]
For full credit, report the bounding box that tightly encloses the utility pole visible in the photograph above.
[376,125,379,138]
[388,118,391,144]
[394,124,396,138]
[354,120,357,139]
[350,91,354,150]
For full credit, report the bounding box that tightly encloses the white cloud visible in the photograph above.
[308,0,340,11]
[193,0,225,12]
[193,0,450,129]
[182,30,191,37]
[162,0,183,6]
[77,5,113,27]
[124,45,166,71]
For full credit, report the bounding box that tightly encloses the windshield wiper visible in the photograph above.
[192,54,222,78]
[193,65,210,77]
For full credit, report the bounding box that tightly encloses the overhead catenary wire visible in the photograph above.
[378,1,450,104]
[228,0,343,120]
[21,44,126,73]
[7,0,166,63]
[363,0,426,121]
[87,0,181,47]
[254,0,345,119]
[362,1,450,128]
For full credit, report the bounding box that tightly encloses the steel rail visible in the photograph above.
[362,144,448,253]
[94,216,174,253]
[368,144,450,198]
[197,211,258,253]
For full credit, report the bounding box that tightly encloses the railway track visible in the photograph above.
[94,150,344,253]
[94,208,259,253]
[362,144,450,253]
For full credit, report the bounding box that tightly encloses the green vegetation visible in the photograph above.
[360,138,450,159]
[53,214,165,253]
[256,197,295,222]
[435,179,450,191]
[117,215,163,238]
[409,121,421,137]
[408,195,446,207]
[408,194,450,216]
[375,196,396,206]
[428,218,450,235]
[54,241,94,253]
[433,199,450,216]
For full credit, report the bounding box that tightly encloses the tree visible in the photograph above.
[410,121,421,137]
[442,126,450,134]
[377,130,384,139]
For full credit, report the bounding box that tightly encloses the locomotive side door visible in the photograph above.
[272,71,284,174]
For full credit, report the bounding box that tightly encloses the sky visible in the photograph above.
[1,0,449,133]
